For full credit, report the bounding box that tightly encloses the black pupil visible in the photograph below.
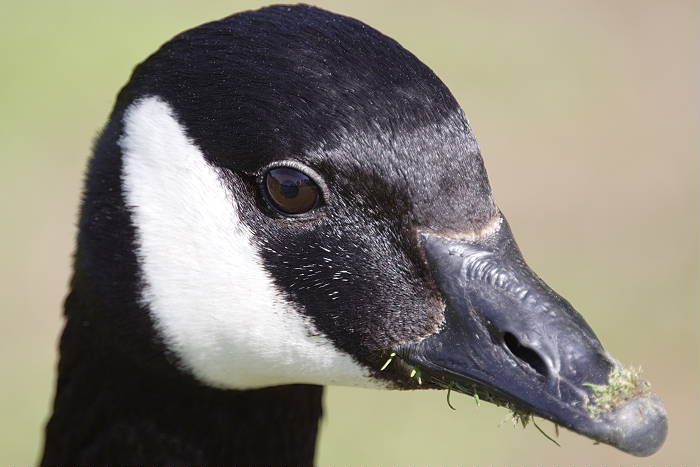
[265,167,320,214]
[280,181,299,199]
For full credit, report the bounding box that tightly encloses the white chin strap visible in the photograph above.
[120,96,380,389]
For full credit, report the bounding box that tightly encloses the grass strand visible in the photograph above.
[532,418,561,447]
[446,382,456,410]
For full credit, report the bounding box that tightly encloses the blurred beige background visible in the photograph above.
[1,0,697,465]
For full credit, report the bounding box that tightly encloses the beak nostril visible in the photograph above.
[503,332,549,378]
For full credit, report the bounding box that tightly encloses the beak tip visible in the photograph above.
[596,393,668,457]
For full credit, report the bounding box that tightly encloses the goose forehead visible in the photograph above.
[300,112,498,232]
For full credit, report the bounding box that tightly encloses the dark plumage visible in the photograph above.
[42,4,667,465]
[45,6,488,464]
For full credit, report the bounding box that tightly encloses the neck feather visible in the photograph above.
[42,287,323,466]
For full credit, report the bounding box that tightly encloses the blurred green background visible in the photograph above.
[1,0,697,465]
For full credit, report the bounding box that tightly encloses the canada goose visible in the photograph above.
[41,5,667,465]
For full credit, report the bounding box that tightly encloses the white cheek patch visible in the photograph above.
[120,96,379,389]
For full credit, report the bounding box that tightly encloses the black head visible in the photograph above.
[74,4,666,456]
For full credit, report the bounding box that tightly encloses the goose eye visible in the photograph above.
[264,167,321,215]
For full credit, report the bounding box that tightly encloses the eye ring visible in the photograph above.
[258,160,328,218]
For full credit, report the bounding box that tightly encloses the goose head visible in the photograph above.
[80,4,666,456]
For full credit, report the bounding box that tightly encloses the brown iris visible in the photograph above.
[264,167,321,215]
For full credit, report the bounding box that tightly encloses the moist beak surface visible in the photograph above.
[399,217,667,456]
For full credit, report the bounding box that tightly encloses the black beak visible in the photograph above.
[399,217,667,456]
